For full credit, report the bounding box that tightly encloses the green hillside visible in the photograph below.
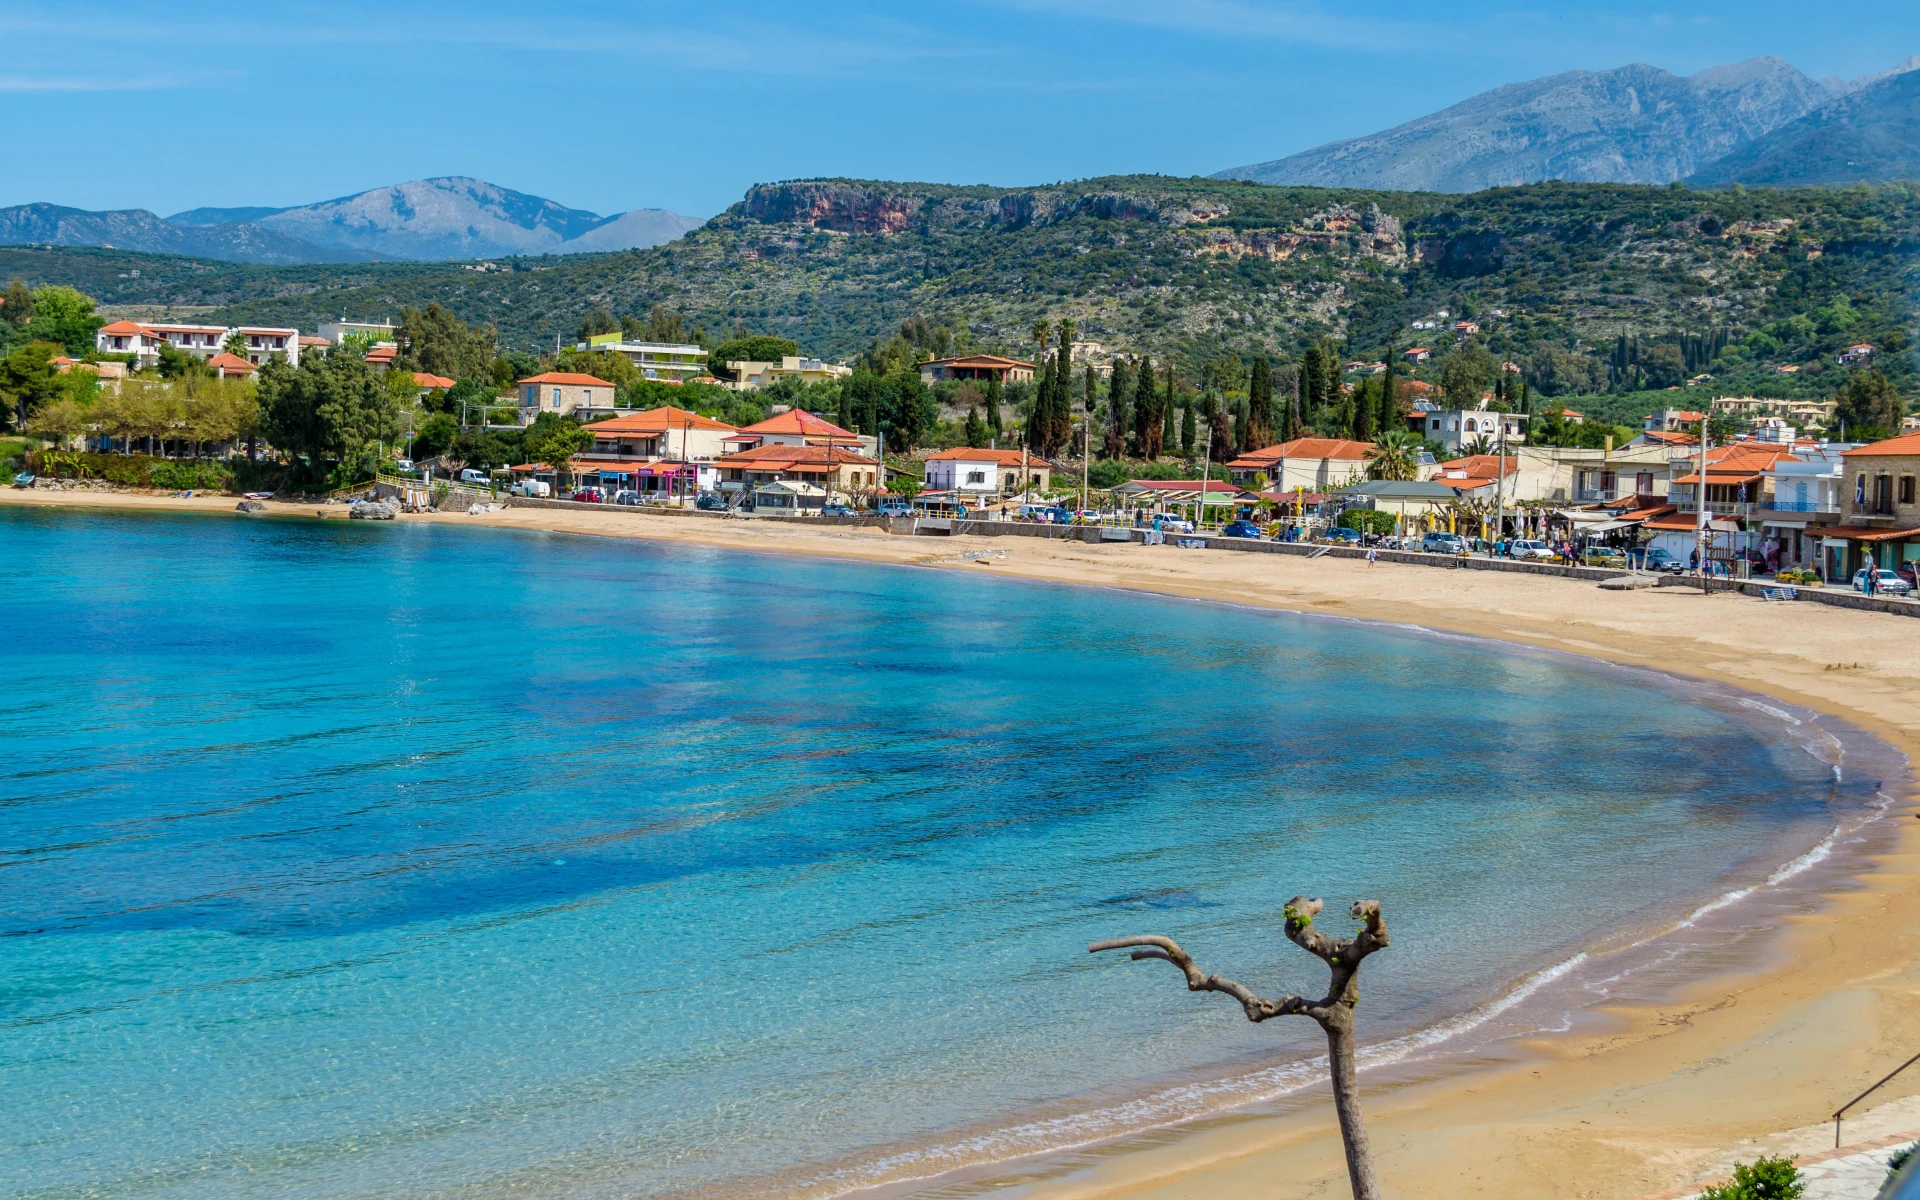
[4,175,1915,400]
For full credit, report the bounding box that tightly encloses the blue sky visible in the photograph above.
[6,0,1919,220]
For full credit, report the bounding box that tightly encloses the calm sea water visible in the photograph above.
[0,507,1856,1200]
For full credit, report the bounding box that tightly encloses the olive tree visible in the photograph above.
[1090,896,1390,1200]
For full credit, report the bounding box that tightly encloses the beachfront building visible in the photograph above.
[1113,479,1243,522]
[1431,454,1517,498]
[751,480,829,512]
[1225,438,1373,490]
[1333,479,1461,532]
[566,406,738,499]
[1816,431,1920,579]
[923,448,1051,502]
[916,355,1035,385]
[724,357,853,392]
[1757,444,1851,569]
[715,444,882,501]
[517,372,616,423]
[725,410,877,458]
[575,334,709,382]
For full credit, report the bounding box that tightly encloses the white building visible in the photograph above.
[575,334,709,381]
[922,448,1050,501]
[319,319,398,345]
[1414,408,1526,453]
[724,356,852,391]
[94,320,302,368]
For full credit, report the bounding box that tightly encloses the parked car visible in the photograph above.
[1629,546,1686,573]
[569,487,605,504]
[1220,519,1265,539]
[875,500,912,517]
[1329,527,1363,544]
[694,492,729,512]
[395,458,414,471]
[1853,567,1914,596]
[458,468,490,486]
[614,490,643,506]
[1153,515,1195,533]
[1421,532,1467,555]
[1580,546,1628,568]
[1506,539,1556,560]
[821,503,856,517]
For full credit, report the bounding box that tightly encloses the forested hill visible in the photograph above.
[4,175,1916,397]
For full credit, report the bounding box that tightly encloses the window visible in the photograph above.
[1636,471,1653,495]
[551,388,562,406]
[1902,476,1916,506]
[965,470,986,485]
[1856,474,1867,505]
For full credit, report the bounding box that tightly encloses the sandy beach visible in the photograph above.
[10,487,1920,1200]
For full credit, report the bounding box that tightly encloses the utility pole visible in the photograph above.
[1693,396,1715,580]
[1494,410,1506,556]
[1080,371,1091,516]
[1197,420,1213,531]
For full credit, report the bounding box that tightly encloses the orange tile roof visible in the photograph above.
[98,319,152,336]
[924,447,1035,465]
[717,444,877,468]
[1844,431,1920,456]
[740,409,857,438]
[1640,430,1699,445]
[412,372,456,389]
[923,354,1035,369]
[1643,512,1703,531]
[1811,525,1920,542]
[1436,454,1516,479]
[207,352,257,374]
[517,371,614,387]
[1228,438,1374,468]
[365,346,397,363]
[589,406,738,434]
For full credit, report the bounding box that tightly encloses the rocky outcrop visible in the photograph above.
[235,499,267,513]
[1194,203,1405,264]
[348,500,398,520]
[741,182,919,234]
[996,190,1230,230]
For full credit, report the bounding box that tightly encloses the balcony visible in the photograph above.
[1767,498,1838,514]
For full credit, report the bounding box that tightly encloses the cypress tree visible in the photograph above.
[1133,354,1155,456]
[1181,395,1197,455]
[1135,354,1161,458]
[1353,375,1376,441]
[1245,355,1274,448]
[1083,366,1096,457]
[1105,358,1130,459]
[984,373,1003,436]
[1161,362,1176,449]
[1376,355,1398,441]
[964,407,987,447]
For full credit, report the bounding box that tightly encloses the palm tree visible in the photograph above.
[1461,434,1495,458]
[1366,429,1421,482]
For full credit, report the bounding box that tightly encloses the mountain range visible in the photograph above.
[0,177,704,265]
[1217,56,1920,192]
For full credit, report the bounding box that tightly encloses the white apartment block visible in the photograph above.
[95,321,302,368]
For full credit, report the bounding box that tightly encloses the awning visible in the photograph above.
[1555,510,1618,525]
[1812,525,1920,542]
[1579,518,1639,533]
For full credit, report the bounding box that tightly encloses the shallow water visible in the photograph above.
[0,508,1867,1199]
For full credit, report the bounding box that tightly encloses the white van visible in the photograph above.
[458,469,490,486]
[510,480,552,499]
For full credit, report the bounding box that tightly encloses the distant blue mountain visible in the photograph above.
[1688,61,1920,186]
[1,177,705,265]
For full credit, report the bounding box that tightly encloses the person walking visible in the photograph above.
[1366,546,1378,568]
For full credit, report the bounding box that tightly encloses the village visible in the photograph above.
[3,307,1905,602]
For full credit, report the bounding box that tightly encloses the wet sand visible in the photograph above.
[9,488,1920,1200]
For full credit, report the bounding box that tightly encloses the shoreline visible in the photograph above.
[8,488,1920,1200]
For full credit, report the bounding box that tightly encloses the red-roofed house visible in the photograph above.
[517,372,615,422]
[1827,431,1920,577]
[1225,438,1373,490]
[917,355,1035,385]
[715,443,882,500]
[724,409,876,457]
[412,372,456,391]
[207,353,258,380]
[923,448,1052,501]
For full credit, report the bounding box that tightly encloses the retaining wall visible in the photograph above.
[1657,575,1920,617]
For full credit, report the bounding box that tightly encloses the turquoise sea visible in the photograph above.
[0,507,1889,1200]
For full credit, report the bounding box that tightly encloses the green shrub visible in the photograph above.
[1699,1155,1802,1200]
[1337,509,1397,535]
[1891,1142,1916,1183]
[25,450,233,491]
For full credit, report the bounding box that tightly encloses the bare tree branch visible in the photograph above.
[1089,897,1392,1200]
[1088,935,1314,1023]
